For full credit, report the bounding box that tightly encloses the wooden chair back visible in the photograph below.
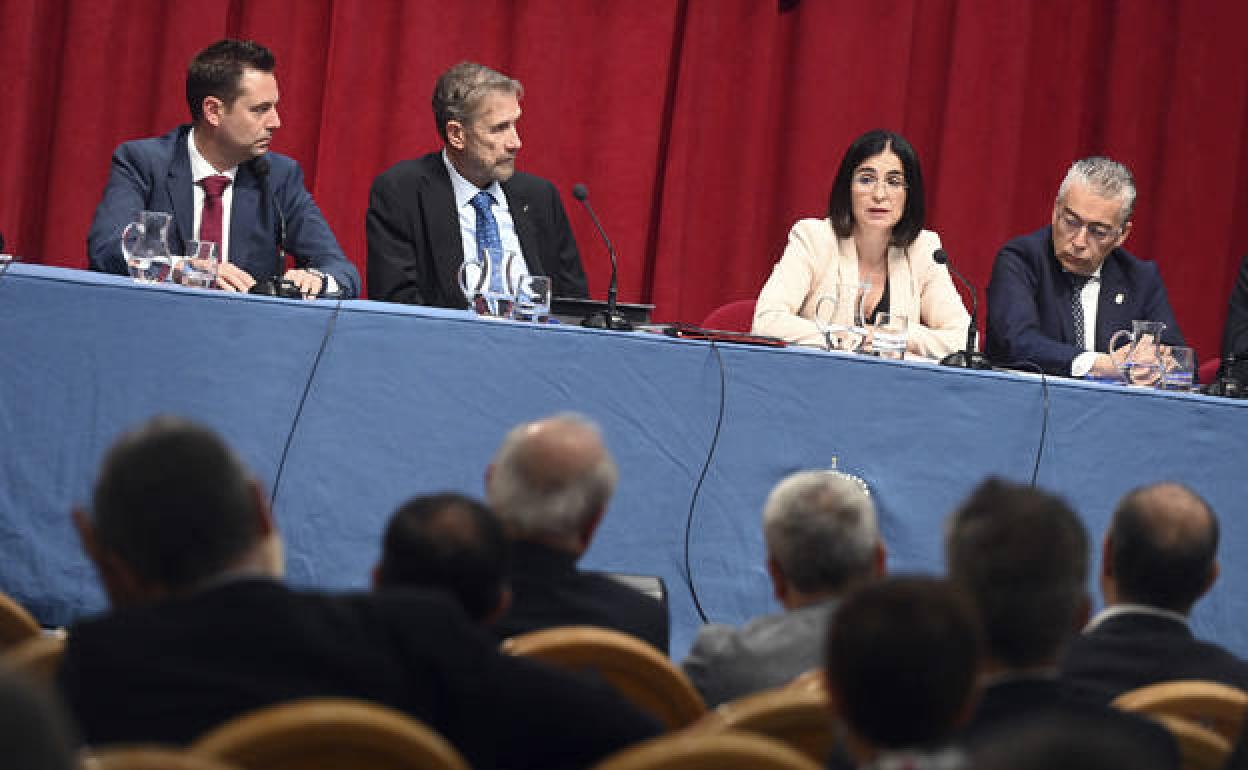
[690,686,835,763]
[1112,679,1248,741]
[87,745,244,770]
[189,698,470,770]
[0,590,41,650]
[591,731,824,770]
[3,632,66,684]
[502,625,706,729]
[1151,714,1232,770]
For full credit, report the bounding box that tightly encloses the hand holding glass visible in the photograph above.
[1160,345,1195,392]
[173,241,219,289]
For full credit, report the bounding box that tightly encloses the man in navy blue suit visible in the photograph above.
[986,157,1182,376]
[87,40,359,299]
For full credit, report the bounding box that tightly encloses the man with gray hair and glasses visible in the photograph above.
[487,413,668,651]
[681,470,885,707]
[987,156,1184,376]
[367,61,588,308]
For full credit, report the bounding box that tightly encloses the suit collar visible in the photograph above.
[1084,604,1191,635]
[166,125,196,247]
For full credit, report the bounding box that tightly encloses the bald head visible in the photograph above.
[1107,482,1218,614]
[487,414,618,544]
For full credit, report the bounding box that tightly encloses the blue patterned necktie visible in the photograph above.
[1070,274,1091,350]
[470,191,505,293]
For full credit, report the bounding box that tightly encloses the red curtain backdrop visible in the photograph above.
[2,0,1246,359]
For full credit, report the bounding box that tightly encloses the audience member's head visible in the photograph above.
[0,669,78,770]
[761,471,884,609]
[486,413,618,554]
[825,576,982,762]
[77,416,280,607]
[969,714,1169,770]
[375,493,511,623]
[1104,481,1219,615]
[945,477,1089,670]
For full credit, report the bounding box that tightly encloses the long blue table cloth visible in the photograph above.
[1,264,1245,659]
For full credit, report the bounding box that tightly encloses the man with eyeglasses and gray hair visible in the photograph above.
[986,156,1184,377]
[681,470,885,707]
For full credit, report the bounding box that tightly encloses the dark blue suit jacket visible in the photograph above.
[366,151,588,308]
[1222,254,1248,356]
[87,125,359,297]
[986,226,1183,375]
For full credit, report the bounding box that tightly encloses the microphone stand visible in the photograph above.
[1207,327,1248,398]
[936,249,992,369]
[572,183,632,331]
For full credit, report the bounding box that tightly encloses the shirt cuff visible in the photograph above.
[1071,351,1099,377]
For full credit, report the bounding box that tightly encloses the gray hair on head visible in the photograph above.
[487,413,618,540]
[763,470,879,594]
[1057,156,1137,224]
[432,61,523,142]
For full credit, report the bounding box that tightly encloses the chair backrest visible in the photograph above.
[700,300,758,333]
[690,686,835,763]
[785,668,826,695]
[1151,714,1232,770]
[189,698,471,770]
[88,746,245,770]
[590,731,824,770]
[502,625,706,730]
[1112,680,1248,741]
[2,632,66,684]
[0,591,41,650]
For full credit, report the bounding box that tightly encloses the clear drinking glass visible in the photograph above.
[121,210,174,283]
[1160,345,1196,392]
[480,248,517,319]
[512,275,552,323]
[173,241,219,289]
[870,312,909,359]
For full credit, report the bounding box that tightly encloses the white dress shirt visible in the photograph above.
[442,150,531,279]
[1070,268,1102,377]
[187,129,238,264]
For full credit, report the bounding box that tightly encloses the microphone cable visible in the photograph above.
[681,339,726,624]
[268,294,345,510]
[1011,361,1051,487]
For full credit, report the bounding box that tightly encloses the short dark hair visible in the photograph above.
[945,478,1088,668]
[92,416,261,589]
[1109,482,1218,614]
[826,129,926,248]
[377,493,510,621]
[826,576,982,750]
[186,39,276,122]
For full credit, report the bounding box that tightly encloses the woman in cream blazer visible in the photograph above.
[753,130,969,360]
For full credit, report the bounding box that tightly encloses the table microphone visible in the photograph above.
[934,248,992,370]
[572,183,632,331]
[1207,327,1248,398]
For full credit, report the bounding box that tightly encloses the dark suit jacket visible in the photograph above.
[986,226,1183,375]
[366,151,588,308]
[959,677,1178,769]
[58,579,659,770]
[494,541,670,653]
[1223,254,1248,357]
[1058,610,1248,705]
[87,125,359,296]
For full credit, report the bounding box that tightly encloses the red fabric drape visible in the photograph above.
[2,0,1246,358]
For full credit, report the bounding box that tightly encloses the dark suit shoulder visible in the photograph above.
[371,152,446,190]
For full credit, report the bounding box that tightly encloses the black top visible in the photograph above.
[494,540,670,652]
[59,578,660,770]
